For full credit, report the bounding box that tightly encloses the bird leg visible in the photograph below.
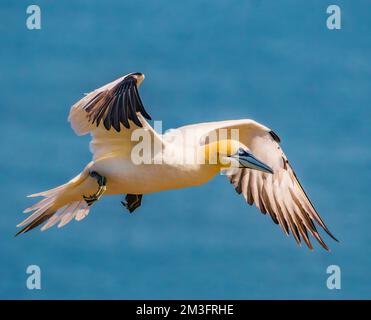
[121,194,142,213]
[83,171,107,206]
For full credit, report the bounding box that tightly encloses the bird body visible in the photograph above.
[91,156,217,195]
[17,72,337,250]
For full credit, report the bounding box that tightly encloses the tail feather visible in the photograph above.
[15,213,55,236]
[17,198,90,236]
[41,205,68,231]
[23,196,56,213]
[17,166,94,236]
[27,183,67,198]
[58,201,84,228]
[75,206,90,221]
[17,205,54,228]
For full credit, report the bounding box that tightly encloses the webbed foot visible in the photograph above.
[83,171,107,206]
[121,194,142,213]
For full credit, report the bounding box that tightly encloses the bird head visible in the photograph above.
[204,139,273,174]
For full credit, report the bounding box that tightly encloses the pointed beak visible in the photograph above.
[231,150,274,174]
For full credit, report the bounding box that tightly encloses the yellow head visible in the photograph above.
[202,139,273,173]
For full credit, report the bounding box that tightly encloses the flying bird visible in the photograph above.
[17,72,337,250]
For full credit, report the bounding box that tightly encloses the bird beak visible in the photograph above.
[230,150,274,174]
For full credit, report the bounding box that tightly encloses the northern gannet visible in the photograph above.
[17,72,337,250]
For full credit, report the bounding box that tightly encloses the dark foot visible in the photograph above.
[121,194,142,213]
[83,171,107,206]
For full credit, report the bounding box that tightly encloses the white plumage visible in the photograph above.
[17,72,337,250]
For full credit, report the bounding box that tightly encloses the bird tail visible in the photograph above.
[16,164,95,236]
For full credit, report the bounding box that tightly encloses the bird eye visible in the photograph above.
[238,148,245,156]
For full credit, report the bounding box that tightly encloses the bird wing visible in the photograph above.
[68,74,163,160]
[180,119,337,250]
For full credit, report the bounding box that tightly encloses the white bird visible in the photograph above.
[17,72,337,250]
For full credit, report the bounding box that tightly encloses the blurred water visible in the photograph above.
[0,0,370,299]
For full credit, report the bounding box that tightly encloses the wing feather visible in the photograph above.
[224,124,337,250]
[181,119,337,250]
[68,73,164,161]
[69,73,151,134]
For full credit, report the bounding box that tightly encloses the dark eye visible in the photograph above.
[238,148,245,156]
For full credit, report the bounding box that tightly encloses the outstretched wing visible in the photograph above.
[180,119,337,250]
[69,73,151,134]
[68,73,163,160]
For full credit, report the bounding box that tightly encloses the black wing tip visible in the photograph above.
[15,225,31,237]
[15,213,53,237]
[84,76,152,132]
[269,130,281,143]
[315,218,339,243]
[298,225,338,251]
[15,229,23,237]
[327,231,339,242]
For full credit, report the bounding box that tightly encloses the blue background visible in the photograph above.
[1,0,370,299]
